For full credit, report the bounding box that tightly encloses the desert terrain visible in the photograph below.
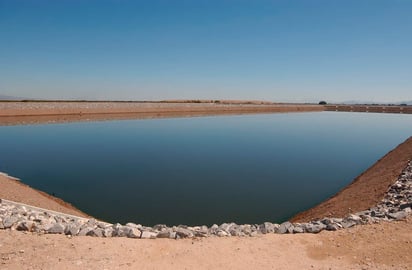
[0,216,411,270]
[0,101,323,126]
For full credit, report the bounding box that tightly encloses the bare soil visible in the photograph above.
[0,217,411,270]
[0,101,323,125]
[0,173,88,218]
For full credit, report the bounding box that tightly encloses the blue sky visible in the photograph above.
[0,0,411,102]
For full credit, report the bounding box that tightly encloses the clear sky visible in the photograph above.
[1,0,411,102]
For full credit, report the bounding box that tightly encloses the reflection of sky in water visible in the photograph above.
[1,112,412,226]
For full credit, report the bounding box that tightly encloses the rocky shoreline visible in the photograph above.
[1,161,411,239]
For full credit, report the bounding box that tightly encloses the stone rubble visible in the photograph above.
[1,161,411,239]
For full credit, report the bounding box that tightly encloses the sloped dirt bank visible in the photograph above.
[291,136,412,222]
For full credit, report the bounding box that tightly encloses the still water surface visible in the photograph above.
[1,112,412,226]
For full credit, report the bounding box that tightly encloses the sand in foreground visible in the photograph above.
[0,217,411,270]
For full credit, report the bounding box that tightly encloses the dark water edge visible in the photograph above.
[1,112,412,226]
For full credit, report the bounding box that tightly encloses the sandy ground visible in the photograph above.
[0,101,323,125]
[0,217,411,270]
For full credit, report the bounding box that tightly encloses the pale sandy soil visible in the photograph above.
[0,101,323,125]
[0,217,411,270]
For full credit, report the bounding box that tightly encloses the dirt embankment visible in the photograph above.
[325,105,412,114]
[0,173,88,218]
[0,101,324,125]
[291,136,412,222]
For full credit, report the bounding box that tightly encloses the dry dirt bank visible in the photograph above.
[325,104,412,114]
[0,101,323,125]
[292,136,412,222]
[0,173,88,218]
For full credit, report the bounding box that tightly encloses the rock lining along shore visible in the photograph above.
[1,161,411,239]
